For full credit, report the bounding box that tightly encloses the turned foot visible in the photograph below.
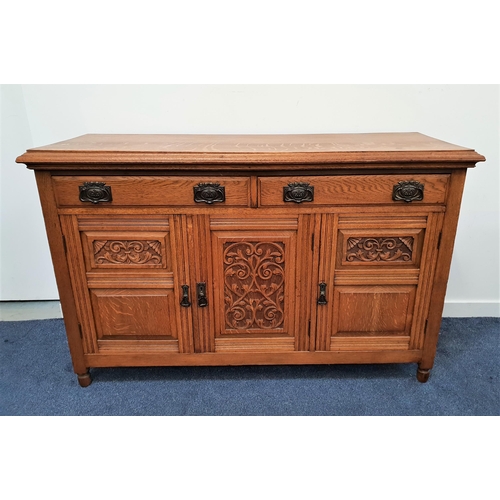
[416,367,431,383]
[77,370,92,387]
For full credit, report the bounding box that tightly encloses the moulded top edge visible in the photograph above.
[15,133,486,167]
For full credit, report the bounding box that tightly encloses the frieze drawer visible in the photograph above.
[53,176,251,207]
[259,174,450,206]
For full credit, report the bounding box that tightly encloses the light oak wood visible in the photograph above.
[210,228,297,338]
[331,285,416,338]
[170,215,195,354]
[84,350,423,366]
[330,336,410,351]
[89,289,179,339]
[81,231,170,270]
[215,337,295,352]
[18,134,484,386]
[259,174,450,206]
[17,132,485,167]
[419,169,469,379]
[336,228,425,269]
[56,205,447,216]
[53,176,251,207]
[34,172,88,374]
[314,214,337,351]
[188,214,215,353]
[60,215,100,353]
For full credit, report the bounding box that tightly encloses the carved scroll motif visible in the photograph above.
[223,242,285,330]
[93,240,162,265]
[346,237,414,262]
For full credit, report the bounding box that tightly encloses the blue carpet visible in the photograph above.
[1,317,498,415]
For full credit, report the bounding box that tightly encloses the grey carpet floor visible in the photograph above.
[1,317,498,415]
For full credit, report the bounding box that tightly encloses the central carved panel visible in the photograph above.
[93,240,162,265]
[223,241,285,331]
[346,237,414,262]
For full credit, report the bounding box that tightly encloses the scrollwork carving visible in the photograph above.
[223,242,285,330]
[346,237,414,262]
[93,240,162,265]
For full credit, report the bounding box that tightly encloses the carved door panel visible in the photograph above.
[203,216,315,353]
[60,215,193,354]
[314,213,443,352]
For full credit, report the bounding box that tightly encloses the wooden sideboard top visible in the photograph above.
[16,132,485,169]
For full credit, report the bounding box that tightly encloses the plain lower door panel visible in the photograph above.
[329,285,415,351]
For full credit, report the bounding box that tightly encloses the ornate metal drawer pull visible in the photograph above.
[317,282,327,305]
[283,182,314,203]
[79,181,112,204]
[180,285,191,307]
[392,180,424,203]
[197,282,208,307]
[193,183,225,204]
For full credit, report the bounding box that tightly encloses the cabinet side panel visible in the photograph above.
[421,169,468,368]
[34,171,88,373]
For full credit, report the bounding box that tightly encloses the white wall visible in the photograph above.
[0,85,58,300]
[1,85,498,316]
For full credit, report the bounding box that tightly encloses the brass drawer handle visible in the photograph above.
[79,182,113,204]
[193,183,225,204]
[283,182,314,203]
[392,180,424,203]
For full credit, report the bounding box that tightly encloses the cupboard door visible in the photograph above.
[60,215,193,354]
[329,285,416,350]
[315,213,443,352]
[204,216,315,352]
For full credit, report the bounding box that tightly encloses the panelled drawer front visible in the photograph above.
[259,174,449,206]
[53,176,251,207]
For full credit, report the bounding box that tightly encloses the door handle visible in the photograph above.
[317,282,327,305]
[197,282,208,307]
[180,285,191,307]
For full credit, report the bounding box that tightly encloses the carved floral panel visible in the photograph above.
[93,240,163,266]
[346,237,414,263]
[223,241,285,331]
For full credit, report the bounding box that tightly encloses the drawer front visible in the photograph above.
[53,176,251,207]
[259,174,449,206]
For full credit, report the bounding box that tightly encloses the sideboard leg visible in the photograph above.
[416,365,431,383]
[77,369,92,387]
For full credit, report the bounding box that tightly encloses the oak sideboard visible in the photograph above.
[16,133,485,387]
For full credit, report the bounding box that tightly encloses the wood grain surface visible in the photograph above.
[259,174,449,206]
[90,289,179,339]
[22,134,483,385]
[17,132,485,167]
[53,175,251,207]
